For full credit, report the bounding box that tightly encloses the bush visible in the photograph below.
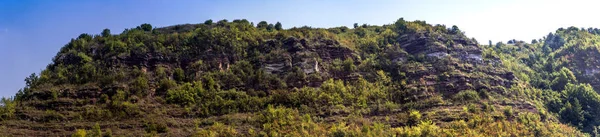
[131,75,149,96]
[195,122,238,137]
[43,110,65,122]
[174,68,186,82]
[103,129,113,137]
[393,120,441,137]
[453,90,480,103]
[90,123,102,137]
[145,122,169,133]
[157,78,177,95]
[504,106,514,120]
[407,110,422,126]
[71,129,87,137]
[0,97,15,120]
[166,83,199,106]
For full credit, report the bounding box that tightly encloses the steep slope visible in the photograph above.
[482,26,600,135]
[0,19,585,136]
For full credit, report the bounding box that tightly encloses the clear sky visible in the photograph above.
[1,0,600,98]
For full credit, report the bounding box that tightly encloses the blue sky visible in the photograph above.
[1,0,600,98]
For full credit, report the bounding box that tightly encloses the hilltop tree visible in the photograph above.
[353,23,359,29]
[267,24,274,31]
[257,21,268,29]
[450,25,460,34]
[139,23,153,31]
[217,19,228,26]
[275,22,282,30]
[204,19,213,25]
[507,40,514,44]
[101,29,111,37]
[394,18,407,32]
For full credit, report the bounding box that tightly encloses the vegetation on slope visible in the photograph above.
[0,18,590,136]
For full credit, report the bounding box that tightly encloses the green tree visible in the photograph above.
[353,23,359,29]
[217,19,228,26]
[551,67,577,91]
[561,83,600,132]
[560,99,584,128]
[342,58,357,72]
[0,97,15,120]
[450,25,460,34]
[394,18,407,32]
[204,19,213,25]
[101,29,111,37]
[531,39,538,44]
[267,23,274,31]
[257,21,268,29]
[275,22,282,30]
[139,23,153,31]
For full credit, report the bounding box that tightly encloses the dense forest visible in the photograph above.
[2,18,600,136]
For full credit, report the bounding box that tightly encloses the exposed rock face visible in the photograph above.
[585,68,600,76]
[260,37,357,78]
[427,52,448,58]
[264,63,286,74]
[387,31,515,98]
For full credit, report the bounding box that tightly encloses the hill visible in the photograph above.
[0,19,589,136]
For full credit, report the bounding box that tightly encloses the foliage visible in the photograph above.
[194,122,238,137]
[90,123,102,137]
[5,18,596,136]
[71,129,87,137]
[407,110,422,126]
[453,90,480,103]
[0,97,15,120]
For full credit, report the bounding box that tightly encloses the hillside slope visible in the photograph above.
[0,19,587,136]
[486,27,600,134]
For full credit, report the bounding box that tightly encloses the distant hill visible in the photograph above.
[0,18,592,136]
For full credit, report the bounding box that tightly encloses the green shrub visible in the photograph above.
[504,106,514,120]
[0,97,15,120]
[131,75,149,96]
[166,83,198,106]
[407,110,422,126]
[103,129,113,137]
[453,90,480,103]
[44,110,65,122]
[71,129,87,137]
[145,122,168,133]
[393,120,441,137]
[99,94,109,104]
[466,103,480,113]
[174,68,186,82]
[157,78,177,95]
[195,122,237,137]
[155,66,168,79]
[90,123,102,137]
